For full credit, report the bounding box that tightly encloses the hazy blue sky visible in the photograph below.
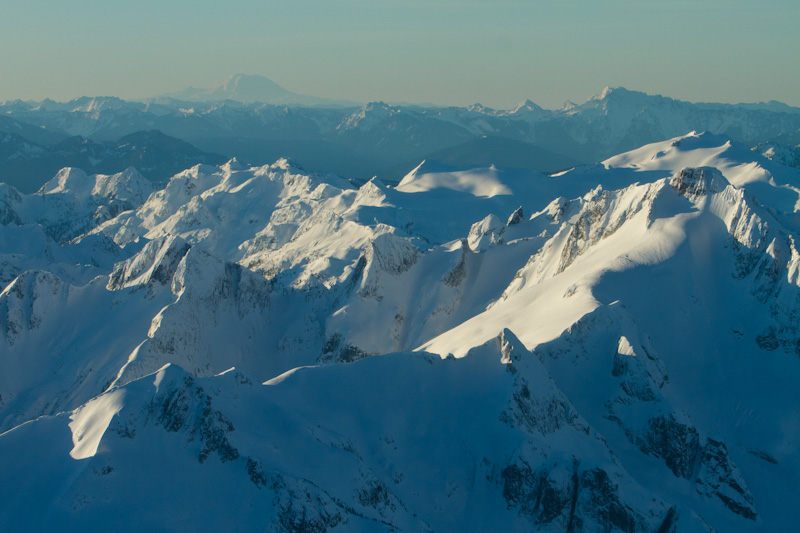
[1,0,798,109]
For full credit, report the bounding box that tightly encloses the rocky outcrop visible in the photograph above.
[532,303,759,524]
[500,459,663,532]
[143,367,239,464]
[107,236,191,292]
[696,439,757,521]
[669,167,724,197]
[0,184,23,226]
[0,269,64,346]
[556,184,654,274]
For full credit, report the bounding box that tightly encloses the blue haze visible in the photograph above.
[0,0,798,108]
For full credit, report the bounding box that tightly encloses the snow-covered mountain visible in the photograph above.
[0,130,226,193]
[549,87,800,162]
[156,74,360,108]
[1,132,799,530]
[4,87,799,190]
[754,141,800,169]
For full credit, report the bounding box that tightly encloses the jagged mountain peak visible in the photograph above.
[37,166,154,204]
[37,166,89,194]
[670,166,730,196]
[337,101,398,130]
[592,86,642,100]
[268,156,305,172]
[560,99,578,112]
[1,132,799,531]
[463,102,498,115]
[221,156,245,172]
[595,86,616,100]
[509,98,545,114]
[106,235,190,291]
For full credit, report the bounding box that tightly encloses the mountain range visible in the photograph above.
[0,129,225,193]
[1,131,798,530]
[2,78,799,192]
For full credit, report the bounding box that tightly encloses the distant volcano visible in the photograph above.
[156,73,360,107]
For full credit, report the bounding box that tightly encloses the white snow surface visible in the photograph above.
[397,161,512,197]
[1,131,799,531]
[68,389,126,460]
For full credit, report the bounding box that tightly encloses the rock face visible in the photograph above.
[1,269,64,346]
[143,367,240,464]
[695,439,757,521]
[501,463,665,533]
[1,132,799,531]
[670,166,724,197]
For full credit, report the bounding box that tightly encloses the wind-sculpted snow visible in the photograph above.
[1,132,799,530]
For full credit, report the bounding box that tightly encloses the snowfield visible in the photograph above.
[1,132,799,531]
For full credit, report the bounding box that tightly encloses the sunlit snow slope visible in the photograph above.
[1,132,798,531]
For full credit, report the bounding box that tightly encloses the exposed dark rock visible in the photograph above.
[441,240,469,287]
[755,327,780,351]
[247,458,268,488]
[106,237,191,291]
[506,206,524,226]
[502,378,580,435]
[337,343,370,363]
[369,233,419,276]
[670,167,723,197]
[320,332,372,363]
[579,468,639,533]
[636,415,700,479]
[357,479,396,514]
[146,374,239,464]
[655,507,677,533]
[557,189,644,273]
[271,475,346,533]
[93,465,114,476]
[501,459,652,531]
[322,332,342,355]
[696,439,757,521]
[0,185,23,226]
